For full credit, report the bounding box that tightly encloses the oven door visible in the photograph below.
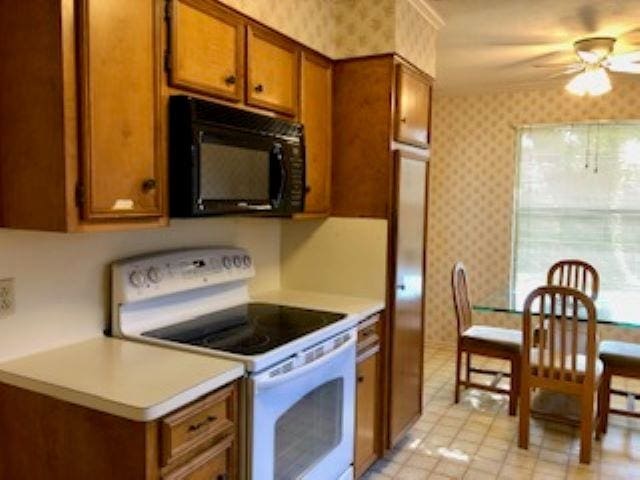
[195,126,288,214]
[249,331,356,480]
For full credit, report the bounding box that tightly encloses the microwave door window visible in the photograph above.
[199,143,270,205]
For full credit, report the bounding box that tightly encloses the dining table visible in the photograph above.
[473,288,640,328]
[471,288,640,422]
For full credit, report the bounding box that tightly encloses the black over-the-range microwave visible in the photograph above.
[169,96,305,216]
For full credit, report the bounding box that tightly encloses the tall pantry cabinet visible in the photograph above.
[332,54,432,450]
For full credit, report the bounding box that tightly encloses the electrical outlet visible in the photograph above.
[0,278,15,318]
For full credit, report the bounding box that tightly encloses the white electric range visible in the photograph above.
[111,247,357,480]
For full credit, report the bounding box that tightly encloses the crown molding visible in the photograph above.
[406,0,445,30]
[433,74,640,97]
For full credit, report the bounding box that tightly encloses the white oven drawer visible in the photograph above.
[248,329,356,480]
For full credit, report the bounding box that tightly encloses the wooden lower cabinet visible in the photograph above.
[355,313,382,478]
[0,381,239,480]
[355,350,380,477]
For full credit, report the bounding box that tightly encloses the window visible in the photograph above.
[513,122,640,323]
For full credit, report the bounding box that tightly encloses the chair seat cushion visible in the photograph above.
[461,325,521,353]
[529,349,603,382]
[599,340,640,370]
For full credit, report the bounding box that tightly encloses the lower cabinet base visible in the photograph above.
[355,314,383,478]
[0,381,239,480]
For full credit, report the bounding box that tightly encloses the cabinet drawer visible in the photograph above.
[163,434,235,480]
[169,0,245,102]
[394,64,431,148]
[161,385,235,466]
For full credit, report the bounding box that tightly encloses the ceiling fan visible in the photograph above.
[539,36,640,96]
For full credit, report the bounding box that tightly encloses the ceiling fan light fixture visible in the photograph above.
[565,67,612,96]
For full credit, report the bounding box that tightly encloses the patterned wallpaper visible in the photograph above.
[395,0,437,77]
[218,0,336,55]
[219,0,438,76]
[332,0,395,59]
[426,80,640,346]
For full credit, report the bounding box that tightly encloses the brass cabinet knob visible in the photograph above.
[224,75,236,85]
[142,178,157,192]
[254,83,264,93]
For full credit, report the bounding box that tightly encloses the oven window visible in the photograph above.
[200,143,269,200]
[274,379,344,480]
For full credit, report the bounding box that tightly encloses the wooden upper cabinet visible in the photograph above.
[247,25,299,116]
[394,64,432,148]
[78,0,163,220]
[169,0,245,102]
[300,52,332,215]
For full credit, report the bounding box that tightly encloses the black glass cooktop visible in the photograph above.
[142,303,346,355]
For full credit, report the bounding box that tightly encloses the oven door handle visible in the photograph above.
[254,333,356,392]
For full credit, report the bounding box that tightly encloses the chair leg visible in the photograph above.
[518,376,530,450]
[509,356,520,416]
[596,377,606,440]
[465,352,471,385]
[579,390,594,464]
[600,370,611,435]
[454,346,462,404]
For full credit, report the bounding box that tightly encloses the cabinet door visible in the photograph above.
[78,0,163,220]
[394,64,431,148]
[247,25,298,116]
[388,151,427,445]
[300,51,332,215]
[169,0,244,102]
[355,350,380,477]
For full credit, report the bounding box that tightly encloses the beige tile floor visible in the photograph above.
[364,346,640,480]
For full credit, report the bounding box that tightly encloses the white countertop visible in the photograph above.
[252,289,384,319]
[0,337,244,422]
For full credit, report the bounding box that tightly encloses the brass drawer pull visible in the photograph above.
[254,83,264,93]
[224,75,236,85]
[187,415,217,433]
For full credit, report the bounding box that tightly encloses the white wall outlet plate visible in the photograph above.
[0,278,15,318]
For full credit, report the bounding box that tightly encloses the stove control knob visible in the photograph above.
[243,255,252,268]
[147,267,162,284]
[222,256,232,270]
[129,270,145,288]
[233,255,242,268]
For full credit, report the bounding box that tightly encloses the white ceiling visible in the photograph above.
[432,0,640,92]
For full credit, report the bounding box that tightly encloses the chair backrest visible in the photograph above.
[547,259,599,300]
[522,286,598,390]
[451,262,472,338]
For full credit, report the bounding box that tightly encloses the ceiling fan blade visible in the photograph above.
[609,51,640,64]
[607,62,640,74]
[545,65,585,79]
[501,51,570,69]
[533,62,582,69]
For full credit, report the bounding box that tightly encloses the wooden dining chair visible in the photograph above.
[597,340,640,436]
[451,262,522,415]
[547,260,600,300]
[518,286,604,464]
